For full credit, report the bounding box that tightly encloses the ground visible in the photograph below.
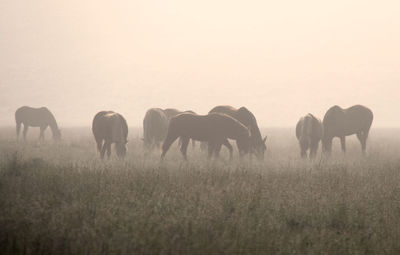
[0,127,400,254]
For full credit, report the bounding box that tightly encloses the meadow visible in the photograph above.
[0,126,400,254]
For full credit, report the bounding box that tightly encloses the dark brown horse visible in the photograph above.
[322,105,373,155]
[164,108,197,148]
[161,113,251,160]
[296,113,323,159]
[92,111,128,159]
[15,106,61,141]
[209,105,267,160]
[143,108,169,149]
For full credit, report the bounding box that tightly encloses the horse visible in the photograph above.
[15,106,61,141]
[143,108,169,150]
[296,113,323,159]
[163,108,197,148]
[208,105,267,160]
[322,105,373,155]
[92,111,128,159]
[161,112,251,160]
[163,108,183,120]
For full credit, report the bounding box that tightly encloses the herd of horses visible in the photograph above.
[14,104,374,160]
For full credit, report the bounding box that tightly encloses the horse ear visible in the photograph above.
[263,136,267,143]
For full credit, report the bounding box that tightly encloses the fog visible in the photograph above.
[1,0,399,127]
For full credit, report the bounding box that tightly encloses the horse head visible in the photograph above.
[53,129,62,141]
[253,136,267,160]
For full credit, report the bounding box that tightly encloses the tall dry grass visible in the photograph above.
[0,127,400,254]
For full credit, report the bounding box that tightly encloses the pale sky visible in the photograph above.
[1,0,399,127]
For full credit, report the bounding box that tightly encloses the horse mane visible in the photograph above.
[237,107,262,141]
[307,113,321,122]
[40,107,60,135]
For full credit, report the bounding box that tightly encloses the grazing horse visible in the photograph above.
[209,105,267,160]
[322,105,373,155]
[161,113,251,160]
[296,113,323,159]
[163,108,197,148]
[15,106,61,141]
[163,108,183,120]
[143,108,169,149]
[92,111,128,159]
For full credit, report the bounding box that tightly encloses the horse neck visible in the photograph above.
[48,115,59,133]
[249,124,262,142]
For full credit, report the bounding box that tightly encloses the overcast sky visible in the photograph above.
[1,0,399,127]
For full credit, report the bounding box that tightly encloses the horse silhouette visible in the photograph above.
[322,105,373,155]
[208,105,267,160]
[164,108,197,148]
[15,106,61,141]
[296,113,323,159]
[143,108,169,149]
[163,108,184,120]
[92,111,128,159]
[161,113,251,160]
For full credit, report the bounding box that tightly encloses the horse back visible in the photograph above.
[323,105,373,137]
[143,108,169,142]
[92,111,127,143]
[15,106,56,126]
[169,113,248,141]
[163,108,181,120]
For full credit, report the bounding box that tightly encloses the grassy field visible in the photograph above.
[1,127,400,254]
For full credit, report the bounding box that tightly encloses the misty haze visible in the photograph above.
[1,1,400,254]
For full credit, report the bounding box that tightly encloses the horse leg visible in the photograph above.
[362,130,370,154]
[39,126,47,141]
[309,141,318,159]
[23,125,29,141]
[357,132,367,155]
[16,122,21,141]
[207,142,215,159]
[180,137,190,160]
[222,139,233,160]
[340,136,346,153]
[95,138,103,152]
[300,143,307,158]
[213,142,223,159]
[221,139,233,156]
[323,137,333,157]
[191,139,196,149]
[106,142,112,159]
[100,142,107,159]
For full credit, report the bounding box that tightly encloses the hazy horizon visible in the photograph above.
[1,0,399,128]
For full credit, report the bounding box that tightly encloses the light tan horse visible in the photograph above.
[92,111,128,159]
[322,105,373,155]
[296,113,323,159]
[15,106,61,141]
[209,105,267,160]
[161,112,251,160]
